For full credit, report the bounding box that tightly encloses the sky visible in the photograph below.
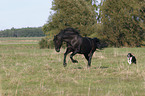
[0,0,53,30]
[0,0,101,31]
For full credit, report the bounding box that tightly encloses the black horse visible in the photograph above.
[53,28,101,67]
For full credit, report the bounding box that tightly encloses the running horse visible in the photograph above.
[53,28,101,67]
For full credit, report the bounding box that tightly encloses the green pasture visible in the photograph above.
[0,37,42,44]
[0,37,144,96]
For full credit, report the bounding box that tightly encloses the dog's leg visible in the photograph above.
[129,57,132,64]
[127,58,130,64]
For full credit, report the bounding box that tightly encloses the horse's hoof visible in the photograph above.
[72,60,78,63]
[87,65,91,69]
[63,63,67,67]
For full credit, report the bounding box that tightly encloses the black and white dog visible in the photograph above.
[127,53,136,64]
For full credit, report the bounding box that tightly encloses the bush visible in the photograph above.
[39,37,67,49]
[39,38,49,49]
[48,39,54,49]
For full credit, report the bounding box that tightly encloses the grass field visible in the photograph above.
[0,37,145,96]
[0,37,42,44]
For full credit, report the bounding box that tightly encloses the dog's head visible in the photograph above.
[127,53,133,58]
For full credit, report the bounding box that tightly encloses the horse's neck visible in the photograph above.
[62,35,74,42]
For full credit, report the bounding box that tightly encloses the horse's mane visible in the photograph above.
[60,28,80,35]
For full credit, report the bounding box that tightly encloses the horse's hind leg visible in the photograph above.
[84,53,92,68]
[70,52,78,63]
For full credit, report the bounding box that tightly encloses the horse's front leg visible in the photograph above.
[70,48,80,63]
[63,48,72,67]
[70,52,78,63]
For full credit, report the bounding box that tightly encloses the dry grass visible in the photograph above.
[0,37,42,44]
[0,38,144,96]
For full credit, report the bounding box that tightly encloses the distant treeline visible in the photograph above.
[0,27,45,37]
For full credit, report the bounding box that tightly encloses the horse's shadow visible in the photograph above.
[99,66,108,69]
[74,66,108,69]
[74,66,84,69]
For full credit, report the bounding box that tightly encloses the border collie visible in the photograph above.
[127,53,136,64]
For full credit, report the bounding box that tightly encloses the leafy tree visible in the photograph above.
[99,0,145,47]
[43,0,98,37]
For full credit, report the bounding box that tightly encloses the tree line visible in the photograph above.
[0,27,45,37]
[43,0,145,47]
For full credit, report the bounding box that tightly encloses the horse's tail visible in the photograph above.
[93,37,100,43]
[93,38,101,49]
[93,38,108,50]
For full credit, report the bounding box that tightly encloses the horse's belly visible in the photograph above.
[80,47,91,54]
[79,39,92,54]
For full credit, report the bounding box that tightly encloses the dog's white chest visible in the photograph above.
[128,57,132,64]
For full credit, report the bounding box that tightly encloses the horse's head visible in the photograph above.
[53,35,63,52]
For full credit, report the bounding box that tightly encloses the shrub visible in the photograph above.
[48,39,54,49]
[39,38,49,49]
